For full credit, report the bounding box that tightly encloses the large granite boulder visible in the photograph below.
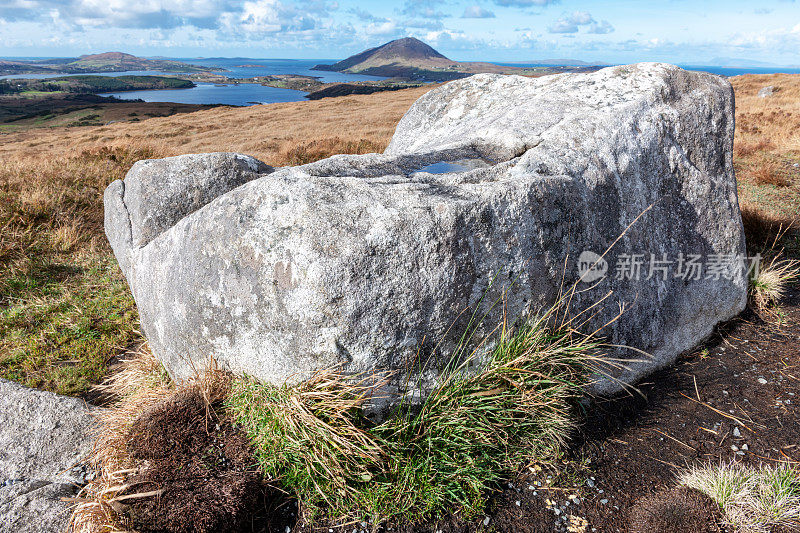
[0,380,95,533]
[105,63,747,402]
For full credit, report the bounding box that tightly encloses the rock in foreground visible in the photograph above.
[0,380,95,532]
[105,63,747,404]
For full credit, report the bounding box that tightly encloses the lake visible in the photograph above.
[1,58,390,106]
[99,83,308,106]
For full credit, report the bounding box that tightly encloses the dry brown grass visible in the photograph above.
[0,145,156,395]
[1,75,798,398]
[745,158,792,188]
[70,349,234,533]
[0,86,431,165]
[730,75,800,253]
[732,74,800,154]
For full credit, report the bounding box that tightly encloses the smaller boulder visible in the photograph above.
[0,380,96,533]
[104,152,273,275]
[757,85,774,98]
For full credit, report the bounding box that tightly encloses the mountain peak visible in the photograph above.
[374,37,450,61]
[312,37,455,77]
[78,52,140,61]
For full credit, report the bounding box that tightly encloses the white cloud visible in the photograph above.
[422,28,489,50]
[401,0,447,19]
[0,0,226,29]
[588,20,614,34]
[347,7,385,22]
[404,18,445,30]
[219,0,315,35]
[568,11,593,25]
[726,22,800,53]
[461,5,495,18]
[549,11,613,35]
[365,20,398,36]
[548,19,577,33]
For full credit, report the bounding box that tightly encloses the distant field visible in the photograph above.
[730,74,800,224]
[0,85,432,162]
[0,76,798,396]
[0,98,221,131]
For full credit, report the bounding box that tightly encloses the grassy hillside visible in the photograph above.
[0,52,222,76]
[0,87,429,396]
[0,75,194,96]
[0,76,798,397]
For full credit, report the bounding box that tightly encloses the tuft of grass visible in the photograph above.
[71,353,234,533]
[71,348,173,533]
[681,462,800,533]
[734,139,775,159]
[226,307,601,523]
[750,254,800,314]
[225,370,386,516]
[748,159,792,188]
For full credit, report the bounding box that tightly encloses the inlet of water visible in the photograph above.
[410,158,493,175]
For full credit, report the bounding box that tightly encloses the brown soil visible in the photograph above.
[121,389,295,533]
[627,486,727,533]
[575,288,799,533]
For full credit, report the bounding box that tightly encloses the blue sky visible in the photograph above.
[1,0,799,65]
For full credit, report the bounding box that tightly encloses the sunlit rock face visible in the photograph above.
[105,63,746,407]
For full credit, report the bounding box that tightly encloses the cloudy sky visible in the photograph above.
[1,0,800,65]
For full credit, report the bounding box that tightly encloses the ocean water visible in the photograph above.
[171,57,387,83]
[4,56,800,106]
[496,62,800,77]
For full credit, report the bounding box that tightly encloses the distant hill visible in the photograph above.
[506,59,611,67]
[0,53,223,76]
[318,38,455,72]
[312,37,534,81]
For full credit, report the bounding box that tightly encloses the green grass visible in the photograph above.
[19,90,65,97]
[225,308,600,524]
[0,257,137,395]
[0,146,154,396]
[681,463,800,532]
